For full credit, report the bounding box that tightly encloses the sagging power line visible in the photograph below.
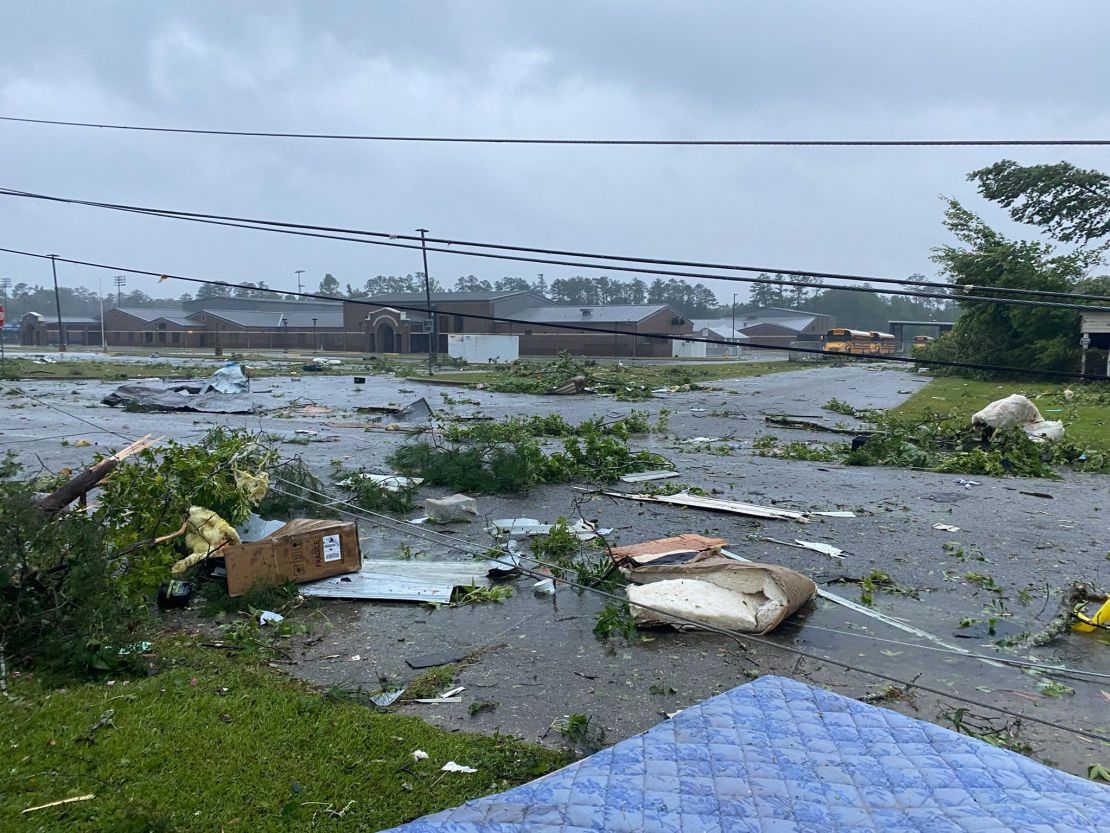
[2,115,1109,147]
[2,185,1110,306]
[1,243,1109,381]
[1,185,1108,312]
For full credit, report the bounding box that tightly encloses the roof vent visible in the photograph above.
[580,308,592,318]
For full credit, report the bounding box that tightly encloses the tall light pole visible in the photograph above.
[49,255,66,353]
[731,292,739,358]
[98,276,106,352]
[416,228,434,376]
[113,274,126,306]
[295,269,305,296]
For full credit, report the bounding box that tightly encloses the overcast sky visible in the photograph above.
[1,1,1108,303]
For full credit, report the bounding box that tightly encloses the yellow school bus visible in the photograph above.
[823,328,897,356]
[911,335,935,351]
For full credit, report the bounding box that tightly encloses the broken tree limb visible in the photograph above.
[763,415,875,436]
[1017,582,1108,648]
[21,794,96,814]
[34,434,161,516]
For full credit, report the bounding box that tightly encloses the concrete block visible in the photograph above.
[425,493,478,523]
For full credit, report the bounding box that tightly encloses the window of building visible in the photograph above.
[172,332,181,344]
[144,332,153,343]
[454,314,464,332]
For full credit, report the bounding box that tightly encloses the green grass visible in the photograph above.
[430,360,800,388]
[1,639,566,831]
[893,378,1110,452]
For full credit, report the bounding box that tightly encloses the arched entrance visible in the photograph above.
[379,324,395,353]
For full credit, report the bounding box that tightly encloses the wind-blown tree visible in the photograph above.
[971,160,1110,250]
[925,200,1090,375]
[318,273,341,296]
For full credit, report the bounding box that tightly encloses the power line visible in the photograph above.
[3,115,1109,147]
[3,184,1109,306]
[0,244,1107,380]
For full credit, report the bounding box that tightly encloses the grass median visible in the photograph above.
[1,636,566,832]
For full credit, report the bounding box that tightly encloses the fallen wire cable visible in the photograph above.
[267,478,1110,742]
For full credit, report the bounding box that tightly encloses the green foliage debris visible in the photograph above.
[389,415,669,494]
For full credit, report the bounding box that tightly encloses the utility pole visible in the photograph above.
[49,255,66,353]
[731,292,739,359]
[295,269,305,296]
[416,228,434,376]
[98,276,106,352]
[113,274,126,306]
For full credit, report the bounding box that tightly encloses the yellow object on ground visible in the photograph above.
[1072,597,1110,633]
[234,469,269,504]
[171,506,241,575]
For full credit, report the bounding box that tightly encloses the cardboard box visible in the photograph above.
[223,519,361,596]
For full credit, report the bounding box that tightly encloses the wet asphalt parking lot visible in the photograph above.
[3,355,1108,775]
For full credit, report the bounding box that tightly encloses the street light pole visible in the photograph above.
[295,269,305,295]
[49,255,66,353]
[98,276,106,352]
[416,228,434,376]
[731,292,739,358]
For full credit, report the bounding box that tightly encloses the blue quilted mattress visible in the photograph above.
[381,674,1109,832]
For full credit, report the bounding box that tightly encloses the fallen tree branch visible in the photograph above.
[1016,582,1108,648]
[34,435,161,516]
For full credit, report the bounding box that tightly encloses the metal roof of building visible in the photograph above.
[361,290,545,304]
[112,307,187,322]
[198,309,345,329]
[513,304,672,324]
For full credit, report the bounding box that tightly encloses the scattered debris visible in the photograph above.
[617,537,816,633]
[411,749,429,761]
[813,510,857,518]
[299,559,493,604]
[258,610,285,626]
[764,415,872,435]
[337,473,423,492]
[440,762,478,773]
[619,470,680,483]
[34,434,161,516]
[595,489,807,522]
[359,397,434,424]
[406,650,470,670]
[223,519,361,596]
[21,794,96,815]
[202,362,251,394]
[954,479,981,490]
[791,539,847,560]
[720,549,996,663]
[369,689,405,707]
[610,534,725,568]
[424,493,478,523]
[933,523,961,533]
[972,394,1065,442]
[533,578,555,596]
[488,517,608,540]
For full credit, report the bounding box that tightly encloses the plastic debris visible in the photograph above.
[440,686,465,698]
[954,478,981,490]
[369,689,405,707]
[258,610,284,626]
[620,470,680,483]
[412,749,429,762]
[533,578,555,596]
[441,762,478,773]
[813,510,857,518]
[932,523,960,533]
[792,540,846,560]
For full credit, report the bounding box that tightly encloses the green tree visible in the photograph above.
[926,200,1087,375]
[454,275,493,292]
[318,273,341,296]
[970,160,1110,249]
[495,276,532,292]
